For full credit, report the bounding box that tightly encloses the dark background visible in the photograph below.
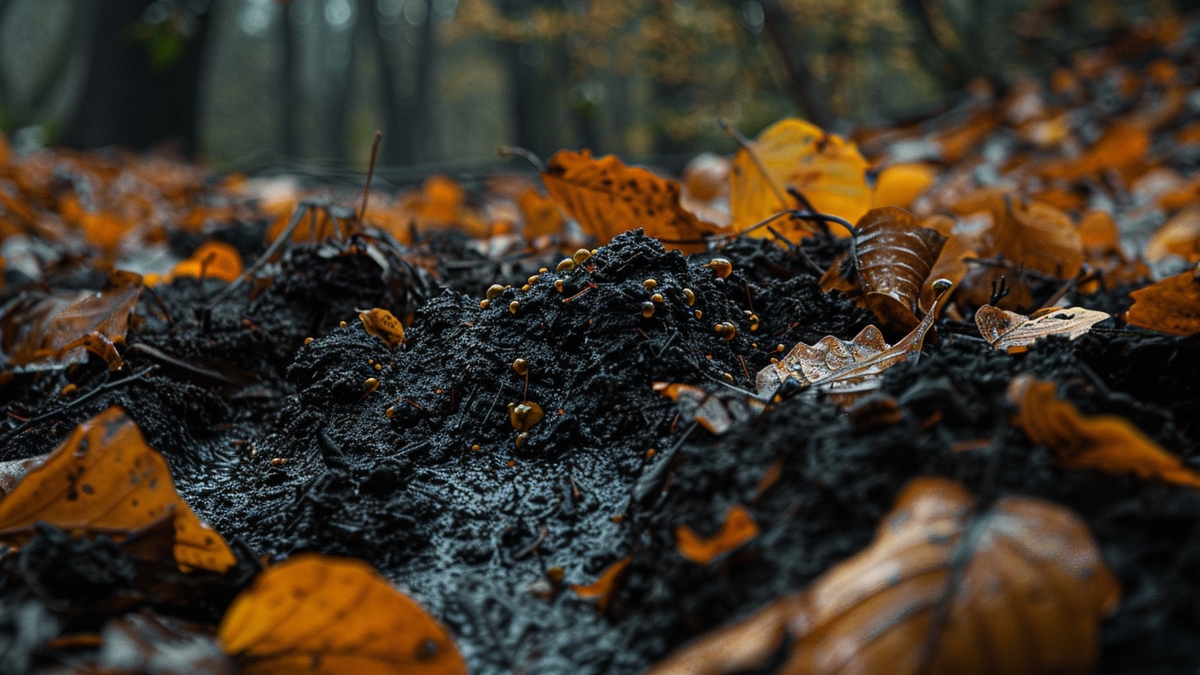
[0,0,1184,172]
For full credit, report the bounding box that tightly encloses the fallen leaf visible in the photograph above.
[653,382,767,435]
[676,505,759,565]
[541,149,714,253]
[756,283,949,405]
[989,196,1084,280]
[358,308,405,347]
[645,476,1119,675]
[570,556,632,612]
[975,305,1110,353]
[729,119,872,239]
[0,407,236,573]
[171,241,244,284]
[872,162,937,209]
[1011,376,1200,488]
[1041,120,1150,181]
[218,553,466,675]
[1146,204,1200,262]
[1125,267,1200,336]
[848,207,947,333]
[516,186,566,240]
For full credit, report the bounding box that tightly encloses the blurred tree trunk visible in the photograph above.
[399,1,437,162]
[361,0,404,164]
[61,0,211,154]
[279,0,299,157]
[758,0,833,129]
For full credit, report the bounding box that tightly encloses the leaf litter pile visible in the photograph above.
[6,21,1200,675]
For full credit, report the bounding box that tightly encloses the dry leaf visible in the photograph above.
[570,556,632,612]
[756,283,948,405]
[358,308,405,347]
[1,270,143,370]
[171,241,244,284]
[676,505,759,565]
[0,407,236,573]
[1146,204,1200,262]
[990,197,1084,280]
[851,207,947,333]
[645,476,1119,675]
[541,149,714,253]
[1041,121,1150,181]
[218,553,466,675]
[516,186,566,240]
[1125,268,1200,336]
[975,305,1110,353]
[1011,376,1200,488]
[872,162,937,209]
[729,119,872,238]
[653,382,767,435]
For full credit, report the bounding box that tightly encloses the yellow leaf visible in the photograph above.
[219,554,467,675]
[872,163,937,209]
[0,408,236,573]
[730,119,871,239]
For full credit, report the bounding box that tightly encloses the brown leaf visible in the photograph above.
[358,308,405,347]
[676,505,759,565]
[1125,267,1200,336]
[1146,204,1200,262]
[653,382,767,435]
[851,207,947,333]
[645,476,1119,675]
[990,197,1084,280]
[755,283,949,405]
[975,305,1110,353]
[1011,376,1200,488]
[0,408,236,573]
[541,149,715,253]
[218,553,466,675]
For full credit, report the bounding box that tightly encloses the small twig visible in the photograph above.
[1,366,158,443]
[359,130,383,223]
[499,145,548,173]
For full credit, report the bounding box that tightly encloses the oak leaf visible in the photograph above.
[975,305,1110,353]
[1011,376,1200,488]
[1125,267,1200,336]
[218,553,466,675]
[541,149,715,253]
[676,505,759,565]
[0,407,236,573]
[729,119,871,239]
[644,476,1119,675]
[756,283,948,405]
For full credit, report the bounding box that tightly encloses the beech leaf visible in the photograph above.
[218,553,467,675]
[975,305,1110,353]
[1010,375,1200,488]
[0,407,236,573]
[645,476,1119,675]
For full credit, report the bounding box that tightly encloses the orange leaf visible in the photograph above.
[646,476,1119,675]
[730,119,871,239]
[358,308,405,347]
[516,186,566,240]
[541,149,714,253]
[0,407,236,573]
[1041,121,1150,181]
[1146,204,1200,262]
[1125,268,1200,336]
[171,241,244,283]
[1011,376,1200,488]
[676,505,759,565]
[872,162,937,209]
[218,553,466,675]
[570,556,632,612]
[975,305,1110,353]
[989,197,1084,279]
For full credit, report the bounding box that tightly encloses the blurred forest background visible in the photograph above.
[0,0,1186,175]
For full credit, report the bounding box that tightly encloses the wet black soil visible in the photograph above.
[2,228,1200,674]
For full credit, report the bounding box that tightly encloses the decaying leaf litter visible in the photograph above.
[3,18,1200,675]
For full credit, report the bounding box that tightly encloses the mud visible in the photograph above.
[2,228,1200,673]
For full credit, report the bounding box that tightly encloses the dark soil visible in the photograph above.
[3,227,1200,674]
